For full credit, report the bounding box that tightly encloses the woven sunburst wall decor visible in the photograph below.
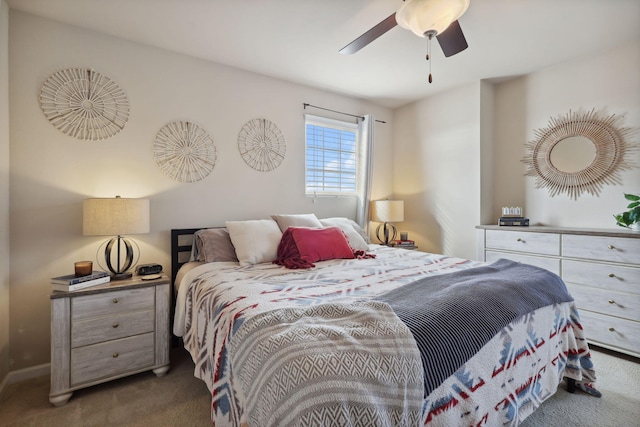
[522,109,637,200]
[153,121,217,183]
[237,118,286,171]
[40,68,129,140]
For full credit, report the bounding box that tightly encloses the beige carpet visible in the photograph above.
[1,346,638,426]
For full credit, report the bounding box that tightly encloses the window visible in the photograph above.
[305,115,359,196]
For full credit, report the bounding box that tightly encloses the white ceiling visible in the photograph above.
[6,0,640,109]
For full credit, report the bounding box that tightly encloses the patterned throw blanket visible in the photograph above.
[228,301,424,427]
[376,258,574,396]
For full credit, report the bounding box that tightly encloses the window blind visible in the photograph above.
[305,115,358,195]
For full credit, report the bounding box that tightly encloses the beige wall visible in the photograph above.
[7,11,394,371]
[479,81,495,225]
[392,83,482,260]
[0,0,11,389]
[492,39,640,227]
[392,38,640,261]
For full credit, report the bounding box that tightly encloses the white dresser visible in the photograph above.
[49,275,171,406]
[476,225,640,358]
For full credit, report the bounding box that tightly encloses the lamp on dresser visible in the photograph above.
[371,200,404,245]
[83,195,150,280]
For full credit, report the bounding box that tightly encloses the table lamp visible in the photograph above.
[371,200,404,245]
[83,196,150,280]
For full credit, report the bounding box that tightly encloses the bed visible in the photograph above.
[171,215,597,427]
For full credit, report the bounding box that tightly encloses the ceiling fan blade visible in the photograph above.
[436,20,468,57]
[339,13,397,55]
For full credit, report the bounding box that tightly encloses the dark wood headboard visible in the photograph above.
[170,227,212,346]
[170,228,203,286]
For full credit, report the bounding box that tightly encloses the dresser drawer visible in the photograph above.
[71,309,155,348]
[70,332,155,385]
[566,283,640,322]
[485,251,560,275]
[562,234,640,264]
[579,310,640,356]
[72,287,154,321]
[562,260,640,294]
[485,230,559,256]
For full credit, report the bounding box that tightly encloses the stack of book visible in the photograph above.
[499,206,529,226]
[392,239,417,249]
[51,270,110,292]
[498,217,530,226]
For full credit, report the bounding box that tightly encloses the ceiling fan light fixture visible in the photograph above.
[396,0,470,37]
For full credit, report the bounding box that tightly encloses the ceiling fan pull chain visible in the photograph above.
[426,32,433,83]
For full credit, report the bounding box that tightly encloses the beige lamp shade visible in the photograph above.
[371,200,405,223]
[83,196,150,236]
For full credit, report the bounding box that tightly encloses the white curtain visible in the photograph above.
[356,115,375,232]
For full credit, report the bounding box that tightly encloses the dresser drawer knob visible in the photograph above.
[608,299,615,304]
[516,238,524,242]
[607,245,615,250]
[112,352,119,358]
[608,273,616,278]
[608,327,616,332]
[112,322,119,328]
[112,298,119,304]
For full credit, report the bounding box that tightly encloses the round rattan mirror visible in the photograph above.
[522,109,637,199]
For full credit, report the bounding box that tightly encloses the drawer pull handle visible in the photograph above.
[112,298,119,304]
[112,352,119,358]
[607,245,615,250]
[112,322,119,328]
[608,273,616,278]
[608,327,616,332]
[608,299,615,304]
[516,238,524,242]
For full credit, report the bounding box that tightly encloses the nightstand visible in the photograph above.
[49,275,171,406]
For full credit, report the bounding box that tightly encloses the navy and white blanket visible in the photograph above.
[376,258,574,396]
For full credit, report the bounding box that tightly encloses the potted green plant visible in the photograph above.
[614,193,640,231]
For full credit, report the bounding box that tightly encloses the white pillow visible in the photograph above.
[319,217,369,251]
[226,220,283,266]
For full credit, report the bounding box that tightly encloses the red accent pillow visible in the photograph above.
[295,227,355,263]
[274,227,354,269]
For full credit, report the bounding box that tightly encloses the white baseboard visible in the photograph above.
[0,363,50,397]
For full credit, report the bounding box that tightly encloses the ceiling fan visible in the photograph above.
[340,0,470,82]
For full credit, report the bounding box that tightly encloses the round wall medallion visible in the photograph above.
[522,109,637,199]
[153,121,217,183]
[237,118,286,171]
[40,68,129,140]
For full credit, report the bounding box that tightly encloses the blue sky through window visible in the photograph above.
[305,123,357,194]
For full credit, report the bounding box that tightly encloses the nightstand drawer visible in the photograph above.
[567,283,640,322]
[485,230,559,255]
[562,234,640,264]
[562,260,640,294]
[70,332,155,385]
[72,309,155,348]
[72,287,154,321]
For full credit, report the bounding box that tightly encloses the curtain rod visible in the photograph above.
[303,103,386,124]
